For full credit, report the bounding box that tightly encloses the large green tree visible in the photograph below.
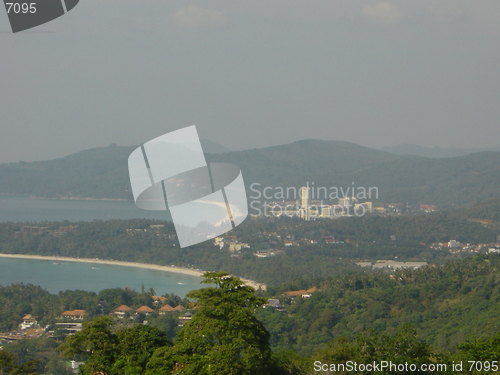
[313,327,442,375]
[146,271,276,375]
[59,316,118,375]
[112,325,171,375]
[0,350,38,375]
[60,316,171,375]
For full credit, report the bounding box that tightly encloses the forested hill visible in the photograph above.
[0,140,499,206]
[259,253,500,356]
[0,145,135,200]
[381,143,500,158]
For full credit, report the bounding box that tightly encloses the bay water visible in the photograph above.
[0,195,202,296]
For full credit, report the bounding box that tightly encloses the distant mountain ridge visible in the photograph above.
[200,139,232,154]
[382,143,500,158]
[0,140,498,207]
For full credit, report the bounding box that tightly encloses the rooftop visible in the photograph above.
[113,305,132,312]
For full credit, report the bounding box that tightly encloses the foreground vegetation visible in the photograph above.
[3,255,500,373]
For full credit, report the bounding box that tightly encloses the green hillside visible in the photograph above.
[260,254,500,356]
[0,140,498,206]
[0,145,134,199]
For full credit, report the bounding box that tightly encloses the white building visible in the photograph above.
[19,314,37,330]
[299,187,310,220]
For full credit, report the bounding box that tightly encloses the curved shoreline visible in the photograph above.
[0,253,266,291]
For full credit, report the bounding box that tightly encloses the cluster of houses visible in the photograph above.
[4,298,195,343]
[253,250,284,258]
[53,296,194,334]
[7,288,325,344]
[428,240,500,254]
[252,235,345,257]
[356,260,428,270]
[261,287,320,314]
[13,225,78,239]
[0,315,45,343]
[110,303,193,326]
[126,225,177,241]
[214,236,250,252]
[110,303,186,318]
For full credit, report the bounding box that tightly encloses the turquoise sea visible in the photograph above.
[0,195,202,296]
[0,257,201,297]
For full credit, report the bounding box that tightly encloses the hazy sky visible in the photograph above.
[0,0,499,163]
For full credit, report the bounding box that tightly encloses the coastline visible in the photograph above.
[0,194,128,202]
[0,253,266,291]
[33,196,128,201]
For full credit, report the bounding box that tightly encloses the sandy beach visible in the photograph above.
[0,253,266,291]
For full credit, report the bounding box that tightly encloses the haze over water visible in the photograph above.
[0,195,172,222]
